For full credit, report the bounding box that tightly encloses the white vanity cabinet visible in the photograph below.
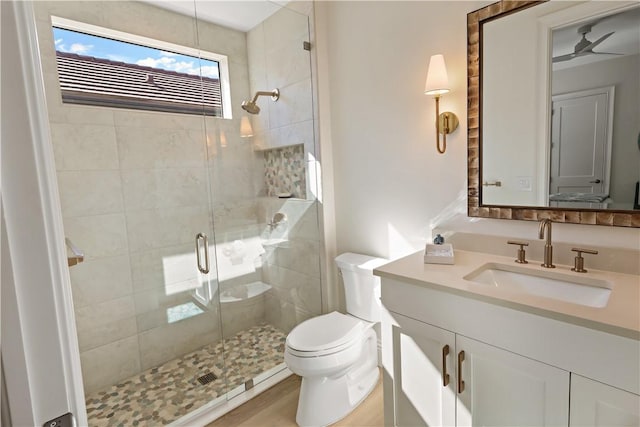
[390,311,569,427]
[570,374,640,426]
[391,313,456,426]
[456,334,569,426]
[379,269,640,427]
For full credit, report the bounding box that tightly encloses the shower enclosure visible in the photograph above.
[32,1,321,424]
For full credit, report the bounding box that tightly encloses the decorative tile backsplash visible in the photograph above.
[264,144,306,199]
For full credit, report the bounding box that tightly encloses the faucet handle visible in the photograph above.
[571,247,599,273]
[507,240,529,264]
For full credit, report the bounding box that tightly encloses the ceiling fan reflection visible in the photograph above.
[553,23,623,63]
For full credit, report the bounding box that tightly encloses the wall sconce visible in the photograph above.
[424,54,459,154]
[240,116,253,138]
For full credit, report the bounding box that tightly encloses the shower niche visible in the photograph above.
[32,1,321,425]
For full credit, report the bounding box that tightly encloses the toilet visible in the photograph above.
[284,253,387,427]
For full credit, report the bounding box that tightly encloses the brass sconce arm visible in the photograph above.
[434,95,459,154]
[425,54,458,154]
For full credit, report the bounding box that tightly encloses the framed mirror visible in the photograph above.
[467,0,640,227]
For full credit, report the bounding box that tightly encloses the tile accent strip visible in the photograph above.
[264,144,306,199]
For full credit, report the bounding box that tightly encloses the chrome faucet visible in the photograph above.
[538,219,555,268]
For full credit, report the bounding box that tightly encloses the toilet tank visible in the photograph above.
[335,253,388,322]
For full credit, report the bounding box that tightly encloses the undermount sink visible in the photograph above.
[463,263,612,308]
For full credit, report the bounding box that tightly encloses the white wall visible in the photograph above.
[322,1,477,261]
[316,1,640,294]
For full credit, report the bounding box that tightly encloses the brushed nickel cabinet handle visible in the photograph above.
[457,350,465,394]
[442,345,450,387]
[195,233,210,274]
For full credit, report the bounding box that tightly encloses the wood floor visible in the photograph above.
[207,371,384,427]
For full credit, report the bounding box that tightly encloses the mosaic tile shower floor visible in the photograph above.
[85,323,287,426]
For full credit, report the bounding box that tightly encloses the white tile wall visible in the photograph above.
[137,312,220,370]
[69,255,133,307]
[63,214,129,260]
[57,170,124,216]
[129,243,199,292]
[268,78,314,130]
[125,206,210,253]
[50,123,119,170]
[221,297,266,337]
[121,168,209,211]
[79,336,141,393]
[264,293,315,334]
[116,127,207,170]
[258,197,323,331]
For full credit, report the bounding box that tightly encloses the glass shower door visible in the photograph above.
[32,1,227,424]
[194,2,323,400]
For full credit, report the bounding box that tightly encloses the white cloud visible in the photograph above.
[107,54,129,63]
[135,56,218,79]
[159,51,177,57]
[69,43,93,54]
[55,38,67,52]
[199,66,219,79]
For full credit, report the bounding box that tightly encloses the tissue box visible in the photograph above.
[424,243,455,265]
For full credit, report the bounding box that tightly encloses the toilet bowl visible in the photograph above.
[284,253,387,427]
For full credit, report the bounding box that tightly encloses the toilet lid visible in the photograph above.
[286,311,365,353]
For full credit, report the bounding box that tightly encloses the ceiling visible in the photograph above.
[552,5,640,70]
[142,0,288,32]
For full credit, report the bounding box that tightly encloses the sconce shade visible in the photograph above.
[240,116,253,138]
[424,54,450,96]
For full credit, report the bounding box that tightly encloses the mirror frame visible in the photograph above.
[467,0,640,228]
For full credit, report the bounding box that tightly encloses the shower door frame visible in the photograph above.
[3,1,88,425]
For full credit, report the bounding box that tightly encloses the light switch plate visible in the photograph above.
[516,176,532,191]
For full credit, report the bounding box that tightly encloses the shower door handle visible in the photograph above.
[195,233,210,274]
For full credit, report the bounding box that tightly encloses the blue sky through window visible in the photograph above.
[53,27,220,79]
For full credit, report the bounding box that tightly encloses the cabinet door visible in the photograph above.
[456,335,569,427]
[570,374,640,426]
[391,312,456,427]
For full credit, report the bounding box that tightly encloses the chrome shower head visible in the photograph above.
[241,89,279,115]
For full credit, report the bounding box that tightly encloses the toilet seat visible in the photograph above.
[286,311,366,357]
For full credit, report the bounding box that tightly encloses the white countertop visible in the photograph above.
[374,250,640,340]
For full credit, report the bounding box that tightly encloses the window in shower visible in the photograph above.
[51,17,232,117]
